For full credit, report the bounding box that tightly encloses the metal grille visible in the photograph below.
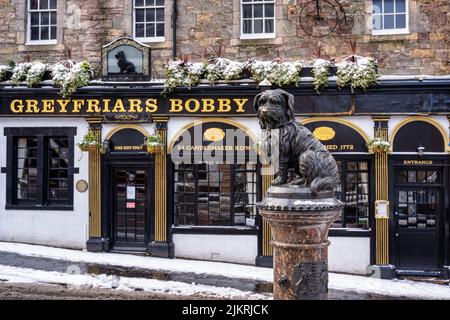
[174,163,258,226]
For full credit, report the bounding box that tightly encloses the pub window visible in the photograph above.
[174,163,258,226]
[372,0,408,35]
[241,0,275,39]
[5,127,76,210]
[333,160,370,229]
[133,0,165,42]
[27,0,57,44]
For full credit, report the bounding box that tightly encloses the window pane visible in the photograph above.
[51,12,56,24]
[254,4,263,18]
[39,0,48,9]
[372,0,382,14]
[243,4,252,19]
[41,12,49,25]
[384,0,394,13]
[145,0,154,6]
[396,13,406,28]
[146,8,154,22]
[156,8,164,21]
[30,0,38,10]
[243,19,252,33]
[47,138,69,202]
[136,9,144,22]
[135,23,144,37]
[156,23,164,37]
[31,12,39,26]
[145,23,155,37]
[264,19,274,33]
[40,26,49,40]
[16,138,38,201]
[264,4,274,17]
[254,19,263,33]
[155,0,164,5]
[49,0,56,9]
[384,14,394,29]
[30,26,39,40]
[50,26,56,39]
[395,0,406,12]
[135,0,144,6]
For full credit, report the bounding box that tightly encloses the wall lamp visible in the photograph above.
[417,145,425,157]
[101,139,110,154]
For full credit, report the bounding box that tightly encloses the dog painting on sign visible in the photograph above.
[254,89,340,194]
[115,50,136,74]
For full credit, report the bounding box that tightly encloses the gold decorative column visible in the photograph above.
[86,116,103,252]
[259,164,274,264]
[149,117,173,257]
[372,117,390,265]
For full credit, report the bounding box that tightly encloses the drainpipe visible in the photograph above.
[172,0,177,59]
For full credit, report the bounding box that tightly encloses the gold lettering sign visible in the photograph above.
[403,160,433,165]
[313,127,336,141]
[203,128,225,142]
[8,98,250,114]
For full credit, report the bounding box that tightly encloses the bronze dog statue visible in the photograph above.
[254,89,340,194]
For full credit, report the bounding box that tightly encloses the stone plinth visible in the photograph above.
[258,185,343,300]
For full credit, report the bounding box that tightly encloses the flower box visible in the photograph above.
[147,144,164,154]
[79,143,100,152]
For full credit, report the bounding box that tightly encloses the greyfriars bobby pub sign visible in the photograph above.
[102,37,151,81]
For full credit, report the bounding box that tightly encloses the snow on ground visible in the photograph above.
[1,242,450,300]
[0,265,269,300]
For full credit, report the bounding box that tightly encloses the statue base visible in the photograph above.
[257,185,344,300]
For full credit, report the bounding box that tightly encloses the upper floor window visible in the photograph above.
[134,0,165,42]
[241,0,275,39]
[372,0,408,35]
[27,0,57,45]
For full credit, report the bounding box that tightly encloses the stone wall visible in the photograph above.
[0,0,448,78]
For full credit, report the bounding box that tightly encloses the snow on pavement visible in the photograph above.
[1,242,450,300]
[0,265,270,300]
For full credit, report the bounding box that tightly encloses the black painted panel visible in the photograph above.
[393,121,445,152]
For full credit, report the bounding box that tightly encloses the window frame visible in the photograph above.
[26,0,58,45]
[332,155,374,231]
[4,127,77,211]
[371,0,409,36]
[240,0,276,40]
[133,0,166,43]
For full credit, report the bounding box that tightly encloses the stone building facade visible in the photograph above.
[0,0,449,77]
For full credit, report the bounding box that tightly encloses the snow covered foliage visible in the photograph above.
[0,65,11,81]
[250,60,303,86]
[312,59,332,93]
[336,57,379,92]
[54,60,92,98]
[163,59,206,93]
[11,62,32,84]
[26,62,47,87]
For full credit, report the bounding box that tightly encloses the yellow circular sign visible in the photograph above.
[204,128,226,142]
[76,180,89,193]
[313,127,336,141]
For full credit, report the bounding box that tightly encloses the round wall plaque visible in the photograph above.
[76,180,89,193]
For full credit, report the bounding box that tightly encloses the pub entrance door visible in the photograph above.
[392,160,445,273]
[112,167,149,250]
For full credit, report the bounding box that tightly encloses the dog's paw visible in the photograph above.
[271,176,287,185]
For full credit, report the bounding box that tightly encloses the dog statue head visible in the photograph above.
[115,51,126,62]
[253,89,295,129]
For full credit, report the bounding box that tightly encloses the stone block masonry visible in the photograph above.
[0,0,448,78]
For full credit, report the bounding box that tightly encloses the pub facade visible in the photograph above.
[0,0,450,278]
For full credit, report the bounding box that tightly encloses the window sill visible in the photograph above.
[240,33,276,40]
[372,29,409,36]
[172,225,259,235]
[25,40,58,46]
[5,205,74,211]
[134,37,165,43]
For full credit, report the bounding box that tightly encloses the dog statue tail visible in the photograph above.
[310,176,336,195]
